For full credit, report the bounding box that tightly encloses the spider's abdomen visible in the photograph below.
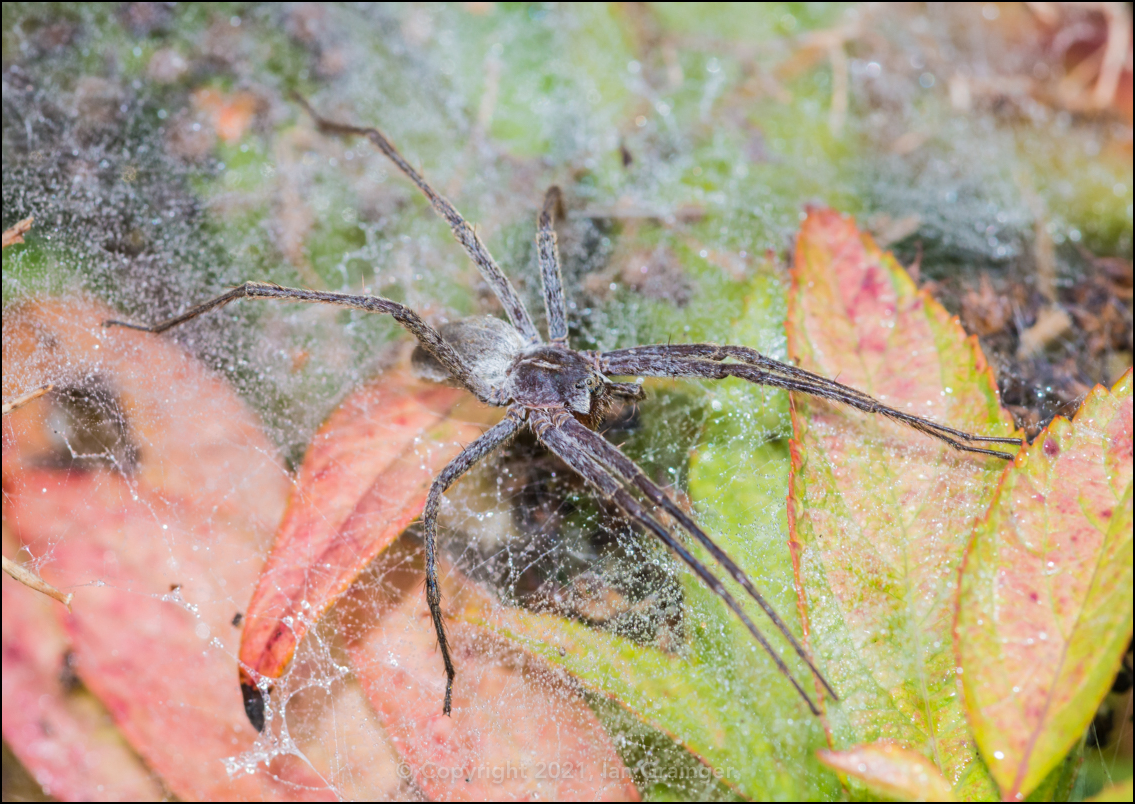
[411,315,526,387]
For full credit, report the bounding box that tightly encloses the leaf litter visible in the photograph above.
[2,299,329,799]
[2,299,637,800]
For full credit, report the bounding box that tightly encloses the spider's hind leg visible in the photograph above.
[554,416,838,702]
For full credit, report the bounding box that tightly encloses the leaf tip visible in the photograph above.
[1111,367,1132,396]
[241,681,266,732]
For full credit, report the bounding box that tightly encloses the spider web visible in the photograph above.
[3,4,1130,802]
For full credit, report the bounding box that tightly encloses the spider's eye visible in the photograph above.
[575,379,589,391]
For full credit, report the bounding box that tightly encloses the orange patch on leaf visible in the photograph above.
[346,564,640,801]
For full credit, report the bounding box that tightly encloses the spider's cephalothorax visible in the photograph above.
[106,94,1022,727]
[414,327,639,429]
[506,346,605,417]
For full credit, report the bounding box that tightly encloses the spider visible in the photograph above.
[105,94,1021,721]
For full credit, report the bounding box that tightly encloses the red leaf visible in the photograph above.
[2,526,164,801]
[10,472,332,800]
[238,368,485,691]
[2,298,334,798]
[345,563,640,801]
[2,298,288,536]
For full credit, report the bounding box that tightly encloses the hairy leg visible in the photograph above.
[531,409,824,715]
[421,411,524,715]
[104,281,502,406]
[597,347,1020,458]
[537,186,569,344]
[553,416,837,700]
[292,93,541,345]
[606,381,646,401]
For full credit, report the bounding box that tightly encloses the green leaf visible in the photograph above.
[786,208,1018,801]
[466,599,829,801]
[956,370,1133,800]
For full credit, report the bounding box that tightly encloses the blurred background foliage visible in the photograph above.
[3,2,1131,800]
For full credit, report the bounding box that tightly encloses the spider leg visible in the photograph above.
[607,344,1019,445]
[597,349,1020,459]
[537,186,569,344]
[103,282,503,406]
[553,416,838,701]
[422,411,524,715]
[607,381,646,401]
[291,93,541,345]
[531,409,825,715]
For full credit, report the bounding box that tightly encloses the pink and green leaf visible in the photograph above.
[786,208,1017,800]
[956,370,1133,800]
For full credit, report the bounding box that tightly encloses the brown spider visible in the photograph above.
[106,95,1021,723]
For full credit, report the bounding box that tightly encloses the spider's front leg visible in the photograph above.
[596,345,1021,459]
[420,411,524,714]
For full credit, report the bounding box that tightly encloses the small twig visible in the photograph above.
[2,555,73,609]
[2,382,69,607]
[2,383,53,415]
